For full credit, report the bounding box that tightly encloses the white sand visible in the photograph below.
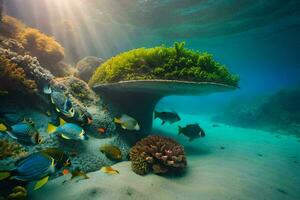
[30,114,300,200]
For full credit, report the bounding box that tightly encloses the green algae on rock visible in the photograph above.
[89,42,239,87]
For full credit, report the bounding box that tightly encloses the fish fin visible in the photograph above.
[161,121,166,125]
[7,131,18,139]
[47,123,57,134]
[0,123,8,132]
[154,111,158,119]
[43,85,52,94]
[178,126,182,135]
[61,134,70,140]
[121,124,127,130]
[0,171,11,181]
[34,176,49,190]
[114,117,122,124]
[50,96,55,104]
[59,118,66,126]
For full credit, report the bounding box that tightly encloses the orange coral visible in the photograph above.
[18,28,65,67]
[0,16,25,38]
[0,55,37,93]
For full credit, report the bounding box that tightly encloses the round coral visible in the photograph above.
[130,135,187,175]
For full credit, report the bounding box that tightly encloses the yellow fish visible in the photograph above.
[100,144,122,161]
[100,166,119,175]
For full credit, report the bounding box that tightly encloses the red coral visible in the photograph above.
[130,135,187,175]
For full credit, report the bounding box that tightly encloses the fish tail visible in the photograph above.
[0,121,11,132]
[43,85,52,94]
[47,123,57,134]
[178,126,182,135]
[59,118,66,126]
[154,111,158,119]
[0,171,13,181]
[114,117,122,124]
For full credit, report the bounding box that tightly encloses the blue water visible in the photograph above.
[1,0,300,199]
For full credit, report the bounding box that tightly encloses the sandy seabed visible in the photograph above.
[30,114,300,200]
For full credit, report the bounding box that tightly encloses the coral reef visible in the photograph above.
[0,48,54,92]
[0,16,25,38]
[0,139,27,160]
[89,42,239,87]
[76,56,104,82]
[0,15,66,76]
[0,38,25,54]
[18,28,65,67]
[213,86,300,136]
[129,135,187,175]
[0,54,37,93]
[54,76,98,106]
[7,186,27,200]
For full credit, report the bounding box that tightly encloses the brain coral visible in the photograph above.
[129,135,187,175]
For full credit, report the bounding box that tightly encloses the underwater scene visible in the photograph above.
[0,0,300,199]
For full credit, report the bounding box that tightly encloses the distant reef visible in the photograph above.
[89,42,239,87]
[213,86,300,136]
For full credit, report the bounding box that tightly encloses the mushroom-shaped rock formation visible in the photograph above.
[130,135,187,175]
[90,42,239,135]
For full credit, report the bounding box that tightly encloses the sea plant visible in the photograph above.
[89,42,239,87]
[130,135,187,175]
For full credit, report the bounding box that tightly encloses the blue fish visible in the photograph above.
[0,122,42,144]
[48,118,88,140]
[0,153,56,190]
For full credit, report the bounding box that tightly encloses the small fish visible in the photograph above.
[100,166,119,175]
[100,144,122,161]
[114,114,140,131]
[98,127,106,134]
[0,121,42,144]
[41,148,71,168]
[70,169,89,180]
[154,111,181,125]
[0,153,56,190]
[47,118,88,141]
[178,123,205,141]
[62,169,69,175]
[45,86,75,118]
[212,124,220,127]
[0,90,8,96]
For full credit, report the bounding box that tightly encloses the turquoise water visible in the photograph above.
[1,0,300,199]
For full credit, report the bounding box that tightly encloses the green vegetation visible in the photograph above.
[89,42,239,87]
